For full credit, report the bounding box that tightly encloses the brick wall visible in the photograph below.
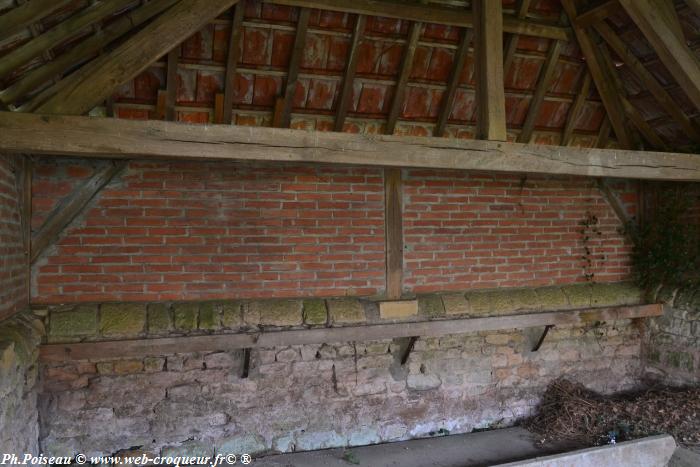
[0,154,27,321]
[403,170,635,293]
[33,160,385,303]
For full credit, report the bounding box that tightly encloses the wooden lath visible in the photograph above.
[221,0,246,125]
[334,14,366,132]
[503,0,531,74]
[275,7,310,128]
[386,22,422,134]
[434,28,473,137]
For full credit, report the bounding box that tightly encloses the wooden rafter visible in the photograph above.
[0,0,72,43]
[34,0,239,116]
[264,0,569,40]
[276,7,310,128]
[517,38,563,143]
[561,0,633,149]
[434,28,473,137]
[593,21,700,142]
[503,0,531,75]
[2,0,180,109]
[574,0,621,28]
[561,72,591,146]
[3,112,700,181]
[221,1,246,125]
[474,0,507,141]
[0,0,137,80]
[596,117,612,148]
[334,14,366,132]
[31,161,126,263]
[621,96,668,150]
[619,0,700,110]
[386,21,422,135]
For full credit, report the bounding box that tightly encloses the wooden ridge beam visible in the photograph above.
[561,72,591,146]
[0,0,72,43]
[594,20,700,142]
[334,14,366,132]
[575,0,621,28]
[34,0,239,116]
[2,112,700,181]
[434,28,473,137]
[474,0,507,141]
[222,1,246,124]
[386,22,421,134]
[503,0,531,75]
[39,304,663,362]
[619,0,700,110]
[276,7,310,128]
[0,0,137,80]
[264,0,569,41]
[30,161,126,263]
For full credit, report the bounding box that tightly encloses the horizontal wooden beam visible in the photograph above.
[264,0,570,41]
[39,304,663,362]
[2,112,700,181]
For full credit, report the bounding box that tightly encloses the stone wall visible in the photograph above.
[38,283,646,457]
[643,286,700,385]
[0,311,43,460]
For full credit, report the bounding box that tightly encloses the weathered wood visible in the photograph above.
[517,40,563,143]
[386,22,422,135]
[334,14,366,132]
[35,0,239,116]
[596,117,612,148]
[165,48,178,121]
[264,0,570,40]
[277,7,310,128]
[575,0,621,28]
[619,0,700,110]
[2,112,700,181]
[597,178,631,227]
[155,90,167,120]
[30,161,126,263]
[39,304,663,362]
[0,0,72,43]
[0,0,137,80]
[686,0,700,17]
[434,28,473,137]
[561,73,591,146]
[474,0,507,141]
[561,0,633,149]
[222,1,246,124]
[622,97,668,150]
[503,0,531,75]
[214,93,225,124]
[384,168,403,300]
[594,20,700,142]
[0,0,179,107]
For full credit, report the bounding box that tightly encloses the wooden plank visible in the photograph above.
[334,14,366,132]
[214,93,225,124]
[155,90,167,120]
[0,0,179,108]
[434,28,473,137]
[0,0,137,80]
[385,22,421,135]
[39,304,663,362]
[596,117,612,148]
[597,178,631,227]
[165,48,179,121]
[264,0,570,41]
[277,7,310,128]
[619,0,700,110]
[0,0,72,43]
[561,72,591,146]
[3,112,700,181]
[622,96,669,150]
[30,161,126,263]
[222,1,246,124]
[561,0,633,149]
[35,0,239,116]
[594,21,700,142]
[575,0,621,28]
[474,0,507,141]
[384,168,403,300]
[503,0,531,75]
[517,40,563,143]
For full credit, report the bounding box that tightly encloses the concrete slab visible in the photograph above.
[495,434,676,467]
[253,428,577,467]
[669,447,700,467]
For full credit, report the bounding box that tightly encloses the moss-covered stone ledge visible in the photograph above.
[39,282,644,344]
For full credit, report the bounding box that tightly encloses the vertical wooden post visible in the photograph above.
[473,0,507,141]
[21,156,32,300]
[165,48,178,121]
[384,168,403,300]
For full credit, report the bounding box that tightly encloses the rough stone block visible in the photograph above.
[50,306,97,337]
[295,431,346,451]
[464,291,491,315]
[96,362,113,375]
[442,293,470,315]
[218,434,266,455]
[162,441,213,459]
[198,302,221,331]
[221,301,242,328]
[204,352,238,369]
[113,359,143,374]
[173,303,198,331]
[418,295,444,317]
[147,304,172,334]
[379,300,417,319]
[249,299,303,326]
[509,288,541,311]
[489,290,516,314]
[591,282,643,306]
[303,300,327,325]
[144,357,165,373]
[328,299,366,324]
[100,303,146,337]
[562,284,592,308]
[407,373,441,390]
[534,286,569,309]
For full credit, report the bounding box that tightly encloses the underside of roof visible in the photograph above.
[1,0,699,152]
